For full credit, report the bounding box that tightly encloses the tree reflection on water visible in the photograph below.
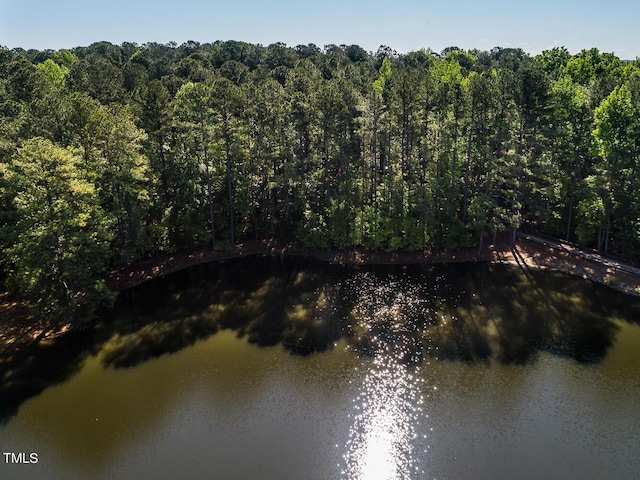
[1,256,639,424]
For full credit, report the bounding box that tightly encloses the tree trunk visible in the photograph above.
[604,212,611,254]
[449,114,458,219]
[225,129,235,246]
[401,99,407,180]
[462,122,473,225]
[324,122,331,210]
[371,93,378,206]
[566,179,575,242]
[158,134,169,205]
[597,229,603,252]
[565,152,581,242]
[203,139,216,251]
[477,223,486,257]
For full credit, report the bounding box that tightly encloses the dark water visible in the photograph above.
[1,257,640,479]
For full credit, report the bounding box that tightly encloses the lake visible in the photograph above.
[1,256,640,479]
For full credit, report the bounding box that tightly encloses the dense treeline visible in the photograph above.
[1,40,640,324]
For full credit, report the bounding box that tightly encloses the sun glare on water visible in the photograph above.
[342,355,428,480]
[342,273,432,479]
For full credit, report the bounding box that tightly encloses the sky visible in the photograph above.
[1,0,639,59]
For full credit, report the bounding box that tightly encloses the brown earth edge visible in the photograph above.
[2,232,640,357]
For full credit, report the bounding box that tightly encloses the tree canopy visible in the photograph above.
[1,41,640,325]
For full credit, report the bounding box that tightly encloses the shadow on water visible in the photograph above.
[99,257,349,366]
[344,262,638,367]
[2,256,640,423]
[433,262,629,365]
[0,330,100,424]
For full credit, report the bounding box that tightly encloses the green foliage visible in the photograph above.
[4,40,640,328]
[576,177,606,245]
[98,105,152,261]
[36,59,69,88]
[1,138,115,325]
[353,205,384,250]
[593,85,634,160]
[298,205,329,249]
[564,48,622,86]
[68,55,125,104]
[373,57,392,93]
[535,47,571,79]
[51,49,78,68]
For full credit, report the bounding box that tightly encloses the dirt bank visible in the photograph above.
[103,234,640,296]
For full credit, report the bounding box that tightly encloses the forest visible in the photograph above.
[1,40,640,325]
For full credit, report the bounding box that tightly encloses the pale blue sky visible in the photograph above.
[1,0,638,58]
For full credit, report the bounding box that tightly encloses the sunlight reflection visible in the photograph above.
[342,355,428,479]
[341,272,433,479]
[359,413,397,478]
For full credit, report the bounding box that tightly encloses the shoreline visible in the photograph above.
[3,233,640,357]
[105,234,516,291]
[104,233,640,296]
